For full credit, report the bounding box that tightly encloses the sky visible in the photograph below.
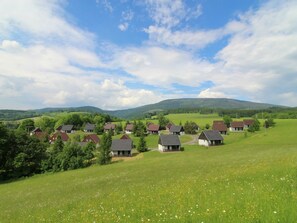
[0,0,297,110]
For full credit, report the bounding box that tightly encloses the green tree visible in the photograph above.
[137,134,147,152]
[97,131,112,165]
[223,115,233,128]
[116,122,123,134]
[83,142,95,161]
[60,143,85,170]
[48,135,64,172]
[133,121,146,137]
[264,118,275,128]
[158,113,170,130]
[184,121,198,134]
[205,123,210,129]
[248,119,260,132]
[18,119,35,133]
[35,117,56,133]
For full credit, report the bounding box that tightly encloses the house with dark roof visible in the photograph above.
[82,134,100,144]
[49,132,69,144]
[125,123,134,134]
[229,121,244,132]
[147,123,160,135]
[243,119,254,129]
[120,134,131,140]
[198,130,224,147]
[169,125,185,135]
[212,121,228,135]
[61,125,74,133]
[158,134,181,152]
[111,139,133,157]
[84,123,95,133]
[104,123,116,133]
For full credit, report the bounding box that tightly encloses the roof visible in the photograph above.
[84,123,95,131]
[158,134,181,146]
[61,125,74,131]
[31,127,42,133]
[212,123,227,131]
[213,120,224,125]
[231,121,244,128]
[104,123,116,130]
[111,139,133,151]
[125,123,134,131]
[199,130,223,141]
[83,134,100,144]
[120,134,131,140]
[166,123,173,129]
[169,125,184,133]
[243,119,254,126]
[49,132,69,142]
[147,124,160,131]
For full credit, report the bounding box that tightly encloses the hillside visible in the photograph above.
[1,119,297,222]
[109,98,282,119]
[0,98,284,121]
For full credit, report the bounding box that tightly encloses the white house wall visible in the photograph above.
[198,139,210,147]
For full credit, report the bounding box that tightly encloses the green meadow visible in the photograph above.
[1,117,297,222]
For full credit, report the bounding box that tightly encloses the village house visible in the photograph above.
[49,132,69,144]
[166,123,173,131]
[198,130,224,147]
[169,125,185,135]
[212,121,228,135]
[243,119,254,129]
[147,123,160,135]
[60,125,75,133]
[30,127,42,136]
[84,123,95,133]
[229,121,244,132]
[120,134,131,140]
[125,123,134,134]
[111,139,133,157]
[104,123,116,133]
[82,134,100,144]
[158,134,181,152]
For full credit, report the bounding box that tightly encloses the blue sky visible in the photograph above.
[0,0,297,110]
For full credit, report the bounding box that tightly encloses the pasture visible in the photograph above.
[1,117,297,222]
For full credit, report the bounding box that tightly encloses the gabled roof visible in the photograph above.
[212,123,227,131]
[213,120,224,125]
[31,127,42,133]
[169,125,184,133]
[61,125,74,131]
[147,124,160,131]
[104,123,116,130]
[84,123,95,131]
[125,124,134,131]
[166,123,173,129]
[199,130,223,141]
[243,119,254,126]
[111,139,133,151]
[49,132,69,142]
[231,121,244,128]
[83,134,100,144]
[158,134,181,146]
[120,134,131,140]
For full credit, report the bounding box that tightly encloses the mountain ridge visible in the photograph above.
[0,98,286,120]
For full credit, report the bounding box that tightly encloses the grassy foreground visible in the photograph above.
[1,119,297,222]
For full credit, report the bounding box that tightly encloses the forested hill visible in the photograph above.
[109,98,283,119]
[0,98,284,121]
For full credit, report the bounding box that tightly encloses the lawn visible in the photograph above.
[1,119,297,222]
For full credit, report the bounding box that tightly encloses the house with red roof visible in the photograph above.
[82,134,100,144]
[147,123,160,135]
[49,132,69,144]
[229,121,244,132]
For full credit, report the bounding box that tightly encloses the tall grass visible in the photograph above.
[0,118,297,222]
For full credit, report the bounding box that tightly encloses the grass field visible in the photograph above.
[1,117,297,222]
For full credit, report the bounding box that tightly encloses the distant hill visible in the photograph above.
[108,98,284,119]
[0,98,285,121]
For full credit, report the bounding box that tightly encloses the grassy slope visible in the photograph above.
[1,119,297,222]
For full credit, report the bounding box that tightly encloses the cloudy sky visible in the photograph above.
[0,0,297,110]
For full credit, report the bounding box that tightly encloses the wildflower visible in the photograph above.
[274,211,277,214]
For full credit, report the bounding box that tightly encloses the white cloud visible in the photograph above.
[198,89,228,99]
[96,0,113,13]
[118,23,129,31]
[0,0,94,47]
